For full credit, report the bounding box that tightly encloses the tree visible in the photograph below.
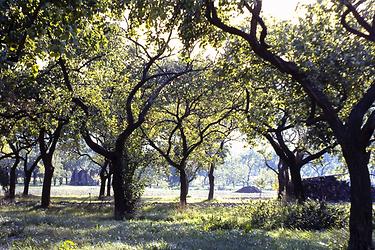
[142,71,238,206]
[56,23,194,219]
[203,134,232,201]
[0,131,39,199]
[215,32,338,202]
[259,113,336,202]
[22,151,42,196]
[1,141,21,200]
[38,121,66,207]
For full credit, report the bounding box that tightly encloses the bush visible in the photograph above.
[204,200,350,231]
[246,200,349,230]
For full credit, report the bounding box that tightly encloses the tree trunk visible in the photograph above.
[23,171,32,196]
[123,161,137,218]
[180,168,188,207]
[112,153,126,220]
[107,173,111,196]
[277,159,285,199]
[8,157,20,200]
[208,162,215,201]
[33,172,37,185]
[41,161,54,208]
[277,172,284,200]
[99,161,108,198]
[289,164,305,202]
[99,174,107,198]
[343,144,373,250]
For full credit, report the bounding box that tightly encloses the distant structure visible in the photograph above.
[304,175,375,202]
[70,169,97,186]
[303,175,350,202]
[235,186,261,193]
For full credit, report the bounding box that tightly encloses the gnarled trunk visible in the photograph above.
[23,171,32,196]
[208,162,215,201]
[179,168,188,207]
[343,144,373,250]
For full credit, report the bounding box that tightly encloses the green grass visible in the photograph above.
[0,194,350,250]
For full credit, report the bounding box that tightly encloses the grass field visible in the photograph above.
[0,186,349,250]
[7,185,275,201]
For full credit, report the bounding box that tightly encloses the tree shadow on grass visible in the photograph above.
[98,222,332,250]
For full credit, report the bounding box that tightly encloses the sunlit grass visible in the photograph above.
[0,193,352,250]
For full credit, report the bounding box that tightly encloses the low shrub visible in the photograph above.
[204,200,350,231]
[247,200,350,230]
[202,215,240,231]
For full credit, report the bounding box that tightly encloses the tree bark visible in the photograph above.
[99,175,107,198]
[277,159,287,199]
[99,160,108,198]
[38,124,64,208]
[208,162,215,201]
[8,157,20,200]
[343,144,373,250]
[23,171,32,196]
[180,168,189,207]
[41,163,54,208]
[112,153,126,220]
[278,172,287,199]
[123,161,137,218]
[289,164,305,203]
[107,173,111,196]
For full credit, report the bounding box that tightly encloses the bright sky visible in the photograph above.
[262,0,315,20]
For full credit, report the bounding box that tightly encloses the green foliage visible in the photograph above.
[59,240,77,250]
